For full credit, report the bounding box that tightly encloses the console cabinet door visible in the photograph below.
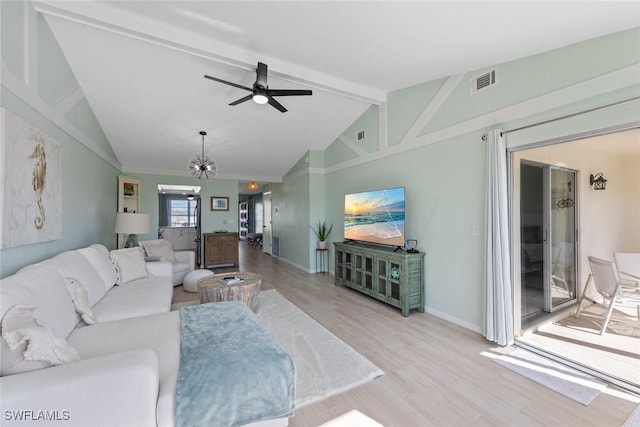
[204,234,223,267]
[204,233,239,267]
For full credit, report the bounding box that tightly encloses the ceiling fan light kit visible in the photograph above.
[204,62,312,113]
[253,93,269,104]
[189,131,217,180]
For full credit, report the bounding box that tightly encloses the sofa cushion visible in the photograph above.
[78,244,118,291]
[90,276,173,323]
[63,278,96,325]
[68,311,180,427]
[33,250,107,306]
[142,240,177,262]
[2,265,77,339]
[0,267,78,376]
[109,248,149,285]
[172,259,193,275]
[1,305,80,375]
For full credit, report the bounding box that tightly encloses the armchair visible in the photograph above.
[139,239,195,287]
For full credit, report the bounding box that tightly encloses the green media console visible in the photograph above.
[334,241,425,316]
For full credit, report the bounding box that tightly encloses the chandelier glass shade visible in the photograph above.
[190,131,217,179]
[247,181,259,191]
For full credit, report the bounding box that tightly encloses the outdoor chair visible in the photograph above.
[576,256,640,335]
[614,252,640,290]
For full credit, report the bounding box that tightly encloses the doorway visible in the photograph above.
[262,191,272,255]
[520,162,577,325]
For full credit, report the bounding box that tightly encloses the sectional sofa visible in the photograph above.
[0,244,293,427]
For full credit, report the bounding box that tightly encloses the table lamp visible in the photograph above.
[115,212,149,248]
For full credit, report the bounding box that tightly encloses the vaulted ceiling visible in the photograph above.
[35,1,640,184]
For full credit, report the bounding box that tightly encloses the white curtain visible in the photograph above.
[483,129,514,346]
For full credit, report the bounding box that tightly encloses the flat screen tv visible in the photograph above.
[344,186,405,247]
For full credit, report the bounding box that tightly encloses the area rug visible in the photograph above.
[624,405,640,427]
[256,290,384,408]
[494,348,607,405]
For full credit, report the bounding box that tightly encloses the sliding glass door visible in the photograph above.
[520,162,577,322]
[547,166,577,310]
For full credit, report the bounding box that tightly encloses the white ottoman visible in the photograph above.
[183,269,215,293]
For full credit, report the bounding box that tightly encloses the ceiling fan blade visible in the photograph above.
[256,62,268,88]
[268,89,313,97]
[229,94,253,106]
[268,96,287,113]
[204,75,252,92]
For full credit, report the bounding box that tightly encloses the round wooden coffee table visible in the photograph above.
[197,272,262,312]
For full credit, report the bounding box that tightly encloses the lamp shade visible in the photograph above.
[115,212,150,234]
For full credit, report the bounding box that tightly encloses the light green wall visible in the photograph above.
[307,150,324,169]
[274,27,640,329]
[129,173,239,242]
[387,78,447,146]
[1,0,25,80]
[308,172,326,271]
[419,28,640,137]
[271,159,312,269]
[0,90,119,277]
[65,98,118,159]
[343,106,380,153]
[324,138,358,168]
[0,0,119,277]
[324,135,485,324]
[37,14,79,105]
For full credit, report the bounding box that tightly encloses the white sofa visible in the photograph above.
[0,244,177,426]
[139,239,195,287]
[0,244,290,427]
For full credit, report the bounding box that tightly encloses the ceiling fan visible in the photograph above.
[204,62,312,113]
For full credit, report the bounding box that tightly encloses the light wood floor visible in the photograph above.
[173,243,640,427]
[518,303,640,390]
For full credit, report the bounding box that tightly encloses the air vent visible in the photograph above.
[357,130,365,141]
[272,236,280,257]
[470,69,497,94]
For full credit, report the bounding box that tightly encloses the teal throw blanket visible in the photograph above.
[175,301,296,427]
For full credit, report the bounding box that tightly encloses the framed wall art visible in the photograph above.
[211,196,229,211]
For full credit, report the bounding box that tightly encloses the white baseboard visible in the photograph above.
[424,306,482,334]
[273,255,312,273]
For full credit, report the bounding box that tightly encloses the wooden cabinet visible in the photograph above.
[334,242,425,316]
[117,175,142,248]
[203,232,239,268]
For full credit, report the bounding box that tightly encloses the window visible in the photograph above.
[169,199,197,227]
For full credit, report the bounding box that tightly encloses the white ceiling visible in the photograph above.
[35,1,640,184]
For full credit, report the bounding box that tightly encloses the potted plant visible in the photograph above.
[311,220,333,249]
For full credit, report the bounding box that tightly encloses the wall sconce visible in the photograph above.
[589,173,607,190]
[247,181,259,191]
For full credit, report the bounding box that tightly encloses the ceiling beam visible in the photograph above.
[33,1,386,104]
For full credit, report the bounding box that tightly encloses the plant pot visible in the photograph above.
[317,241,327,250]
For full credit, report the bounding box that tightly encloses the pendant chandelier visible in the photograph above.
[189,131,217,179]
[247,181,259,191]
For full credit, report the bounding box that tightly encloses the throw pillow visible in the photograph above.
[63,278,96,325]
[1,305,80,375]
[78,244,119,291]
[109,247,149,285]
[144,240,177,262]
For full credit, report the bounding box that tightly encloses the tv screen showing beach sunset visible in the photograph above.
[344,187,405,247]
